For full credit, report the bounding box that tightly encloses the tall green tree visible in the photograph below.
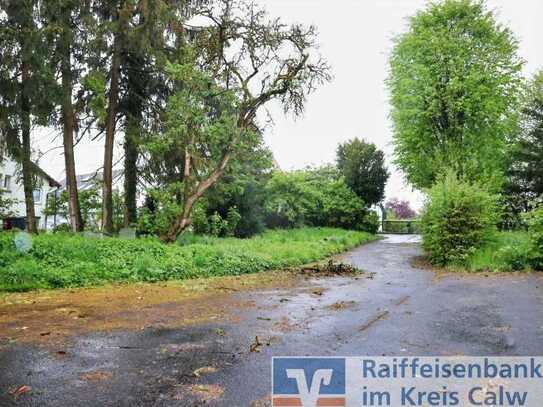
[42,0,89,232]
[148,0,331,242]
[80,0,134,234]
[100,0,131,234]
[506,70,543,212]
[387,0,523,190]
[0,0,58,233]
[336,138,389,206]
[118,0,193,227]
[88,0,192,232]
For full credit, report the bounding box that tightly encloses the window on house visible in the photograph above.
[33,188,42,203]
[3,175,11,191]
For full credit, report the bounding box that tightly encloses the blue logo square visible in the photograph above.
[273,357,346,396]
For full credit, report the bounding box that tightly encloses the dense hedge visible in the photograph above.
[264,169,379,233]
[527,207,543,269]
[0,228,376,292]
[421,173,499,266]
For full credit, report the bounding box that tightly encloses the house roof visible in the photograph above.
[0,156,61,188]
[59,169,123,191]
[29,162,61,188]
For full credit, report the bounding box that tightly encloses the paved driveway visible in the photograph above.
[1,236,542,406]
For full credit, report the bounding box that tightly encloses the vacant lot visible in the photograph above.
[0,228,375,292]
[1,236,542,406]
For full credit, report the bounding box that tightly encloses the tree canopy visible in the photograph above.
[504,70,543,217]
[336,138,389,206]
[388,0,523,190]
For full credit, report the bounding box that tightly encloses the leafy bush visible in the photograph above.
[208,212,227,237]
[191,204,210,235]
[264,169,376,232]
[264,171,319,228]
[421,173,499,266]
[225,207,241,237]
[191,206,242,238]
[526,207,543,269]
[137,183,183,236]
[0,228,376,292]
[359,210,380,234]
[185,140,273,239]
[53,223,72,233]
[385,198,417,220]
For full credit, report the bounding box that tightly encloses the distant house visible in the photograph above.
[58,169,123,193]
[0,157,61,231]
[48,169,124,230]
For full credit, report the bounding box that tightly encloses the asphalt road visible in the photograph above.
[1,236,543,406]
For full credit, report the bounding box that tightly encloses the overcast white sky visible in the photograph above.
[36,0,543,209]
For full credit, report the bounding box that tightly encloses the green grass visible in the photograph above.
[0,228,376,292]
[464,231,532,272]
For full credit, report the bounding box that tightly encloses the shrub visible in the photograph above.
[421,172,499,266]
[264,169,376,232]
[137,184,183,237]
[264,171,319,228]
[53,223,72,233]
[526,207,543,269]
[191,206,242,238]
[385,198,417,220]
[225,207,241,237]
[191,204,210,235]
[359,210,380,234]
[209,212,227,237]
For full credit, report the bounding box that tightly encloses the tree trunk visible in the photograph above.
[123,118,139,227]
[60,33,84,232]
[160,152,232,243]
[20,62,37,234]
[122,49,144,227]
[101,7,124,235]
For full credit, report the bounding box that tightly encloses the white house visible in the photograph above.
[48,168,124,230]
[0,157,61,231]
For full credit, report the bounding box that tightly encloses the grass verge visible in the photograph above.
[463,231,531,272]
[0,228,376,292]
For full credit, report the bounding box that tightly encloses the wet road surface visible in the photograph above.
[1,236,543,406]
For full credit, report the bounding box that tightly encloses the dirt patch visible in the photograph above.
[250,394,272,407]
[0,270,302,347]
[175,384,224,402]
[273,316,303,333]
[296,260,364,277]
[0,257,369,347]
